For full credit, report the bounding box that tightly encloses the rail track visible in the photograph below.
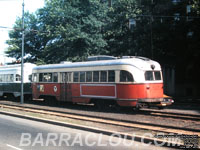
[140,109,200,122]
[0,101,199,137]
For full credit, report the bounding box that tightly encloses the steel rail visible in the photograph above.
[0,103,199,136]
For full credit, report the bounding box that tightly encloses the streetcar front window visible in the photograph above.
[145,71,162,81]
[145,71,154,81]
[154,71,161,80]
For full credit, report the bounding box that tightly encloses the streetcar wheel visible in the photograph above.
[94,100,109,110]
[158,106,164,109]
[7,94,15,101]
[44,96,57,106]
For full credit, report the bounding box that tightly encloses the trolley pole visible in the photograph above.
[21,0,25,104]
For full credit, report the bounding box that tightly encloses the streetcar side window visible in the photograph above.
[43,73,52,82]
[10,74,14,82]
[108,70,115,82]
[86,71,92,82]
[53,73,58,82]
[145,71,154,81]
[39,73,43,82]
[28,75,32,82]
[0,74,6,82]
[6,75,10,82]
[100,71,107,82]
[80,72,86,82]
[16,74,21,81]
[0,75,2,82]
[1,75,3,82]
[93,71,99,82]
[1,74,13,82]
[73,72,79,82]
[5,75,8,82]
[120,70,134,82]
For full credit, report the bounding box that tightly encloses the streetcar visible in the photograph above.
[0,63,36,100]
[32,56,165,109]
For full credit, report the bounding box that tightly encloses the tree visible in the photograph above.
[6,12,42,62]
[104,0,142,57]
[6,0,200,67]
[6,0,109,64]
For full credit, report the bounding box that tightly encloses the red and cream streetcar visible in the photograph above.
[32,56,165,109]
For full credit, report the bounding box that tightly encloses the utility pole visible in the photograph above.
[21,0,25,104]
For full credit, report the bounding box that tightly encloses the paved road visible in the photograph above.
[0,114,176,150]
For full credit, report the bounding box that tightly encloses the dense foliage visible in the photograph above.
[6,0,200,70]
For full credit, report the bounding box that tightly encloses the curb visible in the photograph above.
[0,110,185,149]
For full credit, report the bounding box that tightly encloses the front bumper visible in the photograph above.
[137,97,174,108]
[138,98,163,103]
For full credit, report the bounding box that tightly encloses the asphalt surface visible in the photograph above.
[0,114,176,150]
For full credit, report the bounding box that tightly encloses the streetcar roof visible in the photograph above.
[0,63,36,74]
[33,57,161,71]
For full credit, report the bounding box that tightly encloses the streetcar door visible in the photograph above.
[60,72,72,102]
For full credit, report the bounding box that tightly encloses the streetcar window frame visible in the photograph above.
[0,75,2,82]
[39,73,43,82]
[16,74,21,81]
[0,74,14,82]
[28,75,32,82]
[68,73,72,82]
[145,71,162,81]
[38,73,58,83]
[100,71,107,82]
[62,72,72,83]
[33,73,37,82]
[43,73,52,82]
[10,74,14,82]
[71,70,115,83]
[53,72,58,82]
[86,71,92,82]
[154,71,162,80]
[120,70,134,82]
[80,72,86,82]
[145,71,154,81]
[108,70,115,82]
[73,72,79,82]
[93,71,99,82]
[61,73,66,83]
